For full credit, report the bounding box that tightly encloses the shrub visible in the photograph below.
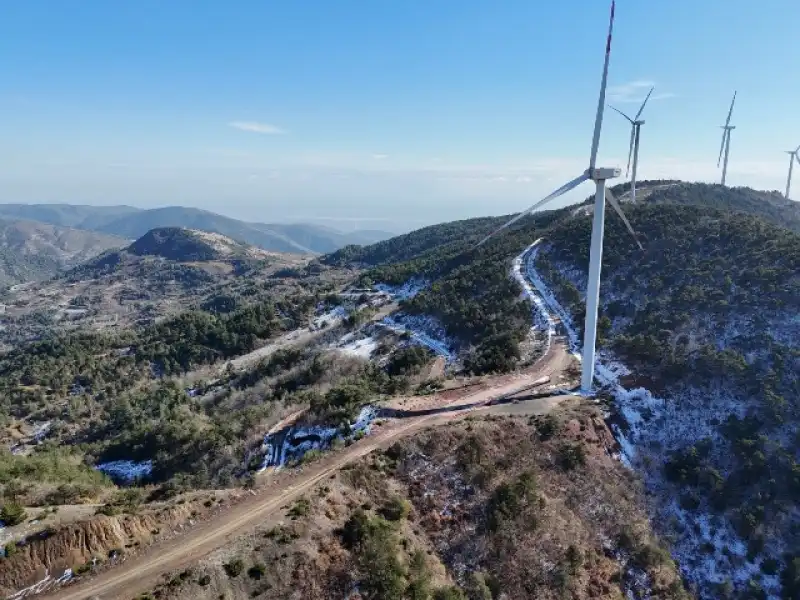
[340,508,371,549]
[487,471,537,532]
[537,414,560,441]
[288,496,311,518]
[198,574,211,586]
[0,502,28,526]
[95,504,121,517]
[4,541,18,557]
[557,443,586,471]
[223,558,244,578]
[433,587,468,600]
[380,496,411,522]
[247,563,266,580]
[300,449,324,464]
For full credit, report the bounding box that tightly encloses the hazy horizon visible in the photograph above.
[3,1,799,233]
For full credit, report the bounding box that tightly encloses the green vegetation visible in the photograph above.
[536,193,799,598]
[0,502,27,526]
[339,508,467,600]
[223,558,244,578]
[0,295,314,418]
[385,346,434,377]
[0,449,112,506]
[247,562,266,580]
[486,471,538,532]
[326,208,570,373]
[557,443,586,471]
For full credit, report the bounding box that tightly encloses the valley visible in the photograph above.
[0,181,797,599]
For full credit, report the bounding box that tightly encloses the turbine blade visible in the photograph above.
[634,86,654,120]
[588,1,616,169]
[717,130,727,168]
[476,173,590,247]
[610,105,634,123]
[626,126,635,178]
[605,187,643,250]
[725,91,737,127]
[795,143,800,155]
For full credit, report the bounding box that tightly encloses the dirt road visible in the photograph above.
[42,342,574,600]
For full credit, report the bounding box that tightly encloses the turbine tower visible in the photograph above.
[718,92,737,186]
[785,145,800,200]
[477,1,641,394]
[610,86,654,203]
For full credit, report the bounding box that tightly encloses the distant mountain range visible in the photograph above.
[0,218,126,287]
[0,203,393,255]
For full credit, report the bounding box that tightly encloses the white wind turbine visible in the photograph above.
[718,92,737,186]
[478,0,642,394]
[610,86,654,203]
[784,145,800,200]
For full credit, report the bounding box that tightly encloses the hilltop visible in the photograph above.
[0,227,320,346]
[612,180,800,233]
[127,227,273,261]
[0,203,392,255]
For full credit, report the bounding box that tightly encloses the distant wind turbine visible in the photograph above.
[477,1,641,394]
[785,145,800,200]
[610,86,654,203]
[718,92,737,186]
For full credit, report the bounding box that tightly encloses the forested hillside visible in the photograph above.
[535,203,799,599]
[325,210,571,372]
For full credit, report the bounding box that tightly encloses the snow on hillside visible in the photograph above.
[339,336,379,359]
[257,405,377,470]
[312,305,347,329]
[517,241,582,354]
[8,569,73,600]
[95,460,153,482]
[375,279,427,301]
[519,240,785,598]
[379,314,456,362]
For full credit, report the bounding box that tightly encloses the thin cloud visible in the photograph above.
[229,121,286,135]
[608,80,675,103]
[372,154,389,160]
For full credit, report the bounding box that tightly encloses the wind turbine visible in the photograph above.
[477,1,641,394]
[718,92,737,186]
[785,145,800,200]
[610,86,654,203]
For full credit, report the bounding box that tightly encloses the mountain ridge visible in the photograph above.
[0,203,392,255]
[0,218,126,286]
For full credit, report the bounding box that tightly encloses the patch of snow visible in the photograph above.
[256,405,378,470]
[519,240,582,355]
[95,459,153,482]
[379,314,456,362]
[312,306,347,329]
[339,336,379,359]
[375,279,428,301]
[8,569,73,600]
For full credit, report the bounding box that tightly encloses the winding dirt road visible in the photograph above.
[41,340,575,600]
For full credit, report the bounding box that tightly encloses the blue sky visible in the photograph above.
[2,1,799,232]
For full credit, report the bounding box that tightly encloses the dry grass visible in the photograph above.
[142,407,689,600]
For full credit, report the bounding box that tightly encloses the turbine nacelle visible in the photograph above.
[588,167,621,181]
[475,1,629,394]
